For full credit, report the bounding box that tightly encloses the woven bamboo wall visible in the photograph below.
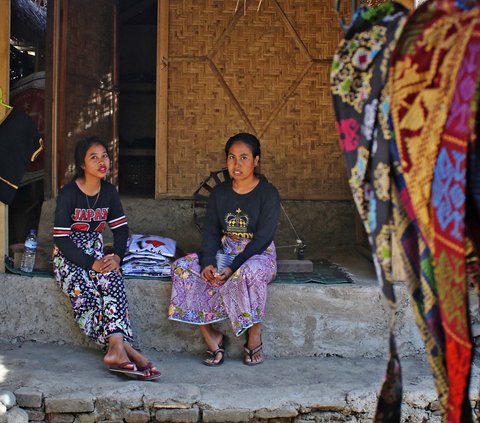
[60,0,116,186]
[166,0,353,200]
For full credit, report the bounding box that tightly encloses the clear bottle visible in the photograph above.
[20,229,38,273]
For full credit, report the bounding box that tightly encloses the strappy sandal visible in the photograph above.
[243,342,264,366]
[203,344,225,367]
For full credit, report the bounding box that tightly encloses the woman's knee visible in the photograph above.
[173,254,200,270]
[239,257,272,277]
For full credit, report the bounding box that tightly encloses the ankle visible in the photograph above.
[247,329,262,348]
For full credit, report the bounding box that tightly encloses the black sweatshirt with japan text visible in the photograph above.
[53,180,128,269]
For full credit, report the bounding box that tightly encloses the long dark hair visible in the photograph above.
[72,136,109,180]
[224,132,261,158]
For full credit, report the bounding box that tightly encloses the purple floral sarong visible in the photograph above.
[168,236,277,336]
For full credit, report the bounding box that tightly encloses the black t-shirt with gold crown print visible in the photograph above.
[200,175,280,273]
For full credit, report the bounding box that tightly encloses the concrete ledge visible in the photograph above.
[0,272,425,358]
[1,342,479,423]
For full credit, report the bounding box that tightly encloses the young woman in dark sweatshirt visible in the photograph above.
[53,136,160,380]
[169,132,280,366]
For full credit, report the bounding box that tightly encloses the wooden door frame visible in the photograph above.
[0,1,10,272]
[155,0,168,196]
[46,0,63,198]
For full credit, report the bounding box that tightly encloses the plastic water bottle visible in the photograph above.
[20,229,37,273]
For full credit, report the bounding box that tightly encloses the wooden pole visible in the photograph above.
[155,0,169,196]
[0,1,10,272]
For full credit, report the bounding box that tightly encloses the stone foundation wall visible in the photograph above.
[2,388,479,423]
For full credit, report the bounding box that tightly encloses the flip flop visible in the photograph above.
[243,343,264,366]
[203,337,226,367]
[203,346,225,366]
[109,361,160,381]
[136,361,162,380]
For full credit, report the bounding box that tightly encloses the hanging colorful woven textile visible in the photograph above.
[390,0,480,420]
[330,3,409,421]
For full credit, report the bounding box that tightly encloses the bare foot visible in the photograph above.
[199,326,224,365]
[103,334,133,369]
[245,325,263,365]
[123,343,160,376]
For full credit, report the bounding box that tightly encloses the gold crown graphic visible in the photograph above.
[225,208,249,233]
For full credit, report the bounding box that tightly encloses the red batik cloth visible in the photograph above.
[390,0,480,420]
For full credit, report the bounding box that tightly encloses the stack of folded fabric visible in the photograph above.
[122,234,176,278]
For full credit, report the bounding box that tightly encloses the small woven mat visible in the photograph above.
[5,256,53,278]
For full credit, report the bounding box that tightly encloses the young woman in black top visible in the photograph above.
[169,133,280,366]
[53,136,160,380]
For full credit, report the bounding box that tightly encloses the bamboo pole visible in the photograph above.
[155,0,169,196]
[0,1,10,272]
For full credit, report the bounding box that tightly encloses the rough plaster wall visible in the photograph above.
[37,197,356,260]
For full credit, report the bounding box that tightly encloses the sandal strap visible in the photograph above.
[244,343,263,358]
[206,347,225,356]
[136,361,152,372]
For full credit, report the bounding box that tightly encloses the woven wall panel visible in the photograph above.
[167,60,252,195]
[261,62,351,200]
[211,3,311,131]
[61,0,115,186]
[169,0,234,56]
[67,1,113,79]
[276,0,349,60]
[167,0,352,200]
[63,80,115,184]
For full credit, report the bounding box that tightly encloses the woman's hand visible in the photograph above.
[215,267,232,283]
[202,265,233,286]
[92,254,121,274]
[201,265,217,282]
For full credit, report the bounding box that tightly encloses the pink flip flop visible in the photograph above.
[136,361,162,380]
[109,361,160,381]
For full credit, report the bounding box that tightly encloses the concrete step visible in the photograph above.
[1,341,479,422]
[0,251,427,359]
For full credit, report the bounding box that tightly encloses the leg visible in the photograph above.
[219,253,276,336]
[55,262,111,345]
[169,254,228,325]
[103,333,131,368]
[199,324,225,365]
[97,271,133,343]
[168,254,227,365]
[244,323,264,365]
[100,273,160,376]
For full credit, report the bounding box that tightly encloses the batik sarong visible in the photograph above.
[168,236,277,336]
[390,0,480,420]
[53,231,134,346]
[330,3,409,421]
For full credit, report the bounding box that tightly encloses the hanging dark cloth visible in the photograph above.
[0,109,43,205]
[330,3,409,421]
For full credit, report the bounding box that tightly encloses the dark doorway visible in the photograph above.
[118,0,157,197]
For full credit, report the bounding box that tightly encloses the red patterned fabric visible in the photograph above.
[390,0,480,420]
